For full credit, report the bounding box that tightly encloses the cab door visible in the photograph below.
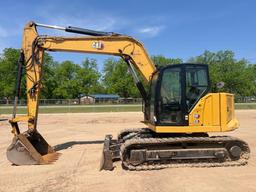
[156,64,210,126]
[157,66,185,125]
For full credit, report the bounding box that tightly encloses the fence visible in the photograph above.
[1,96,255,106]
[0,98,143,106]
[235,96,256,103]
[0,97,255,114]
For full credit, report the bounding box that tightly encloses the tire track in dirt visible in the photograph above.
[27,148,87,192]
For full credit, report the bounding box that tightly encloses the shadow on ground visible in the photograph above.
[54,140,104,151]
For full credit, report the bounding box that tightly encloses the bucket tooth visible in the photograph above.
[6,131,60,165]
[41,152,61,164]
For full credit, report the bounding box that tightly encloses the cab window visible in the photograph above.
[159,67,182,124]
[186,66,208,110]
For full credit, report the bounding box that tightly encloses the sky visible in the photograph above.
[0,0,256,70]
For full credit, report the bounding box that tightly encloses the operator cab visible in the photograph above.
[147,63,210,126]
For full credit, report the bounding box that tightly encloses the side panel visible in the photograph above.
[189,93,220,128]
[220,93,239,132]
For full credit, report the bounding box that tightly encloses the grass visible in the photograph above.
[0,103,255,114]
[234,103,256,109]
[0,104,142,114]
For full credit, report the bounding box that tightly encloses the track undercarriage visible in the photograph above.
[100,128,250,171]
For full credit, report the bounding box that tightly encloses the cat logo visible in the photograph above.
[92,41,103,49]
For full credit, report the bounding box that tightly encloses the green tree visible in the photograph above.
[53,59,102,99]
[103,58,140,98]
[151,55,182,67]
[76,58,103,95]
[246,64,256,96]
[40,54,58,99]
[1,47,255,101]
[0,48,58,100]
[189,50,256,96]
[0,48,20,101]
[53,60,80,99]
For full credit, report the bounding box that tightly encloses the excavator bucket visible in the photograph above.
[6,131,60,165]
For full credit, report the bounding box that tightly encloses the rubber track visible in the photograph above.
[117,128,149,141]
[120,136,250,171]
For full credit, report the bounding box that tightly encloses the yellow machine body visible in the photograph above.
[7,21,249,170]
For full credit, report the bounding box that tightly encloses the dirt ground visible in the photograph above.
[0,110,255,192]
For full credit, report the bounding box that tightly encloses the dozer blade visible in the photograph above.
[6,131,60,165]
[99,135,120,171]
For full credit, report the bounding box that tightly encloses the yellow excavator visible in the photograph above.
[7,21,250,170]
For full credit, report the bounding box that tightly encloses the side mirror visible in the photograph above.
[216,81,225,89]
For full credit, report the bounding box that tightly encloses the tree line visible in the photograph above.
[0,48,255,100]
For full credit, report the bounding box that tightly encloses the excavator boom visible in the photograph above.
[22,22,155,127]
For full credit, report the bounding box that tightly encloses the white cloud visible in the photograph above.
[138,26,165,37]
[35,7,166,38]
